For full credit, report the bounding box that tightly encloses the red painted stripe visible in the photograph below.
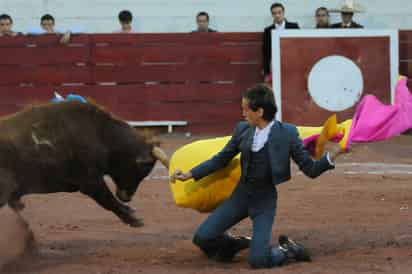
[399,30,412,42]
[0,85,244,123]
[0,47,90,65]
[0,34,90,47]
[93,63,261,83]
[90,33,262,46]
[92,45,262,65]
[0,66,92,86]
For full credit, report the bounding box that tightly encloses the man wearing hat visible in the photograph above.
[331,0,364,28]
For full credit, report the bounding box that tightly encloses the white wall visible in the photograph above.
[1,0,412,33]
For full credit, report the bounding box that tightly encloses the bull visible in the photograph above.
[0,101,169,227]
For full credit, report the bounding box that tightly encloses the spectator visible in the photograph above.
[263,3,299,80]
[192,12,216,32]
[40,14,71,44]
[315,7,330,28]
[117,10,133,33]
[0,14,20,37]
[331,1,364,28]
[40,14,57,33]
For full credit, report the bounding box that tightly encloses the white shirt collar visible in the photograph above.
[252,120,275,152]
[255,120,274,134]
[275,21,286,30]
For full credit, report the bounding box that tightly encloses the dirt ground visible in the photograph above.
[2,134,412,274]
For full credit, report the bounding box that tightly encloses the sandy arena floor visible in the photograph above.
[2,134,412,274]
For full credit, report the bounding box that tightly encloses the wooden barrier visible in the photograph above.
[0,33,262,134]
[0,31,410,134]
[399,30,412,85]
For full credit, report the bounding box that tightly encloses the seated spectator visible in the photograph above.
[40,14,71,44]
[263,3,299,80]
[116,10,134,33]
[315,7,330,28]
[331,1,364,28]
[192,12,216,32]
[40,14,57,33]
[0,14,21,37]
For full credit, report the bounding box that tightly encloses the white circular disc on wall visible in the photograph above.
[308,55,364,112]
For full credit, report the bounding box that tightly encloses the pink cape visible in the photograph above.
[302,77,412,153]
[346,77,412,148]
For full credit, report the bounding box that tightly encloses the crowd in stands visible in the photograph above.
[263,2,363,80]
[0,2,364,37]
[0,2,365,81]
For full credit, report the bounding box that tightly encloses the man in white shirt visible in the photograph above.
[172,84,342,268]
[263,3,300,81]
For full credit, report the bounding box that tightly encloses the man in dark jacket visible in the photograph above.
[172,84,344,269]
[0,14,21,37]
[330,2,364,28]
[263,3,299,80]
[315,7,331,28]
[192,11,217,33]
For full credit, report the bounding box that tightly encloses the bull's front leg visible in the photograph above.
[80,179,144,227]
[0,169,18,209]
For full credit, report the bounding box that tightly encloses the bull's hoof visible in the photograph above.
[127,217,144,228]
[117,204,143,227]
[125,205,136,215]
[120,213,144,228]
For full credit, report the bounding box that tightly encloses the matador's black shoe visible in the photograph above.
[215,235,251,262]
[278,235,311,262]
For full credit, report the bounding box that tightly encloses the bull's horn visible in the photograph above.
[151,146,170,169]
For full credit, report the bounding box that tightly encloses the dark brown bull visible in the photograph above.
[0,101,169,227]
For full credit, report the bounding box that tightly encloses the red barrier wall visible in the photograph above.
[400,30,412,86]
[0,33,262,134]
[0,31,410,134]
